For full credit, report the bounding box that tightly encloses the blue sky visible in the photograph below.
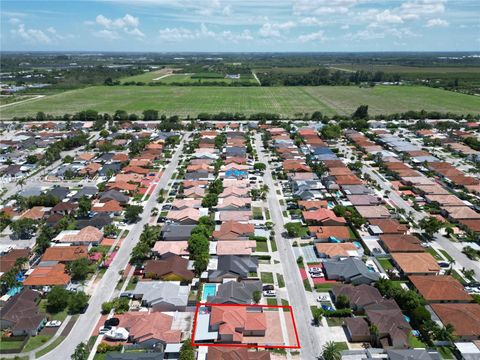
[1,0,479,52]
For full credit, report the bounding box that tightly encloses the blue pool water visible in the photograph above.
[7,286,22,296]
[327,201,336,208]
[353,241,362,249]
[404,314,411,323]
[202,284,217,301]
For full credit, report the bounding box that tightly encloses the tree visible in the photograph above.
[312,307,323,326]
[179,339,195,360]
[201,193,218,208]
[335,294,350,309]
[253,163,266,171]
[253,291,262,304]
[124,205,143,223]
[419,216,444,239]
[16,178,26,190]
[352,105,369,119]
[10,218,37,239]
[68,258,92,281]
[99,129,109,138]
[193,253,210,275]
[71,342,88,360]
[434,323,456,342]
[321,341,341,360]
[103,224,119,238]
[369,324,380,347]
[321,124,342,140]
[284,222,308,238]
[47,286,70,313]
[68,291,89,314]
[35,225,55,254]
[143,109,159,120]
[77,196,92,218]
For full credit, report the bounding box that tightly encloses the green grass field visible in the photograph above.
[120,68,179,83]
[1,85,478,119]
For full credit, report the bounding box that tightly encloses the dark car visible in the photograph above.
[263,284,274,291]
[438,262,450,268]
[104,317,120,327]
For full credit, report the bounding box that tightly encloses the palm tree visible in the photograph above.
[16,178,26,190]
[369,324,380,347]
[434,324,456,342]
[321,341,341,360]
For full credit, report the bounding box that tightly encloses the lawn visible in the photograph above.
[252,207,264,220]
[261,272,274,284]
[303,279,312,292]
[439,249,454,262]
[326,317,346,327]
[425,246,443,260]
[23,335,53,352]
[377,257,394,271]
[270,238,277,252]
[436,346,455,359]
[334,342,349,351]
[276,273,285,288]
[408,334,426,348]
[35,336,65,358]
[314,283,334,291]
[0,339,24,351]
[256,240,268,252]
[3,85,479,119]
[266,298,278,306]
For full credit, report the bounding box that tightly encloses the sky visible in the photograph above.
[1,0,479,52]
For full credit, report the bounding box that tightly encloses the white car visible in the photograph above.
[263,290,276,297]
[104,327,129,341]
[310,273,324,278]
[45,320,62,327]
[99,326,112,335]
[309,267,323,274]
[316,295,330,302]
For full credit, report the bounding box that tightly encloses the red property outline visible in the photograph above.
[191,302,301,349]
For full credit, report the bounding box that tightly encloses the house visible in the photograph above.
[100,190,130,205]
[47,186,70,201]
[115,312,181,347]
[218,211,251,222]
[183,186,206,199]
[210,306,266,343]
[0,248,31,275]
[386,349,441,360]
[379,234,424,253]
[309,226,352,241]
[50,201,78,216]
[98,163,122,177]
[368,219,408,235]
[166,208,200,225]
[131,281,189,312]
[314,242,359,258]
[217,197,251,210]
[23,262,71,288]
[41,246,88,263]
[219,187,249,198]
[53,226,104,246]
[331,284,383,311]
[323,258,380,285]
[91,200,123,215]
[76,213,113,230]
[347,195,382,206]
[298,200,328,211]
[216,241,256,256]
[355,206,391,219]
[152,241,189,257]
[105,353,164,360]
[144,254,194,282]
[409,275,473,303]
[208,280,263,304]
[0,289,46,336]
[161,224,196,241]
[71,186,98,200]
[391,253,440,276]
[171,199,202,210]
[19,206,50,220]
[207,348,270,360]
[343,317,371,342]
[364,300,412,348]
[212,221,255,241]
[302,209,346,226]
[209,256,258,282]
[430,303,480,340]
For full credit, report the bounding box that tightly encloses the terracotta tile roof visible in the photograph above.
[380,234,424,252]
[282,160,311,173]
[182,180,209,188]
[310,226,352,240]
[315,242,359,257]
[111,153,129,162]
[210,306,266,342]
[41,246,88,262]
[368,219,408,234]
[410,275,472,302]
[213,221,255,241]
[166,208,200,223]
[183,186,206,198]
[224,157,247,165]
[144,254,194,281]
[391,252,440,274]
[431,304,480,337]
[51,202,78,213]
[152,241,189,256]
[302,209,346,224]
[334,175,363,185]
[0,248,31,273]
[355,205,391,219]
[298,200,328,210]
[54,226,103,244]
[122,166,150,175]
[115,173,144,183]
[459,219,480,233]
[19,206,49,220]
[187,163,211,172]
[129,158,151,167]
[76,153,96,161]
[444,206,480,220]
[218,197,251,209]
[106,181,138,192]
[219,210,252,222]
[117,312,181,343]
[216,241,256,256]
[219,187,249,198]
[23,262,70,286]
[79,162,101,175]
[207,348,271,360]
[92,200,123,213]
[172,199,202,210]
[329,167,353,176]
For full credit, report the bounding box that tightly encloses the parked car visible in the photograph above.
[263,284,274,291]
[104,317,120,327]
[438,262,450,268]
[316,295,330,302]
[133,266,145,276]
[120,292,133,298]
[263,290,276,297]
[309,267,322,273]
[310,273,324,278]
[162,204,172,211]
[45,320,62,327]
[99,326,112,334]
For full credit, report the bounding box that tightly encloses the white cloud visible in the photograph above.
[341,24,350,30]
[92,13,144,39]
[158,24,254,43]
[14,24,52,44]
[299,17,323,26]
[158,27,196,42]
[298,30,328,43]
[9,18,21,25]
[222,5,232,16]
[425,18,449,27]
[293,0,359,15]
[259,21,296,38]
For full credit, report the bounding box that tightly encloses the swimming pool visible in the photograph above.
[7,286,22,296]
[202,284,217,301]
[353,241,362,249]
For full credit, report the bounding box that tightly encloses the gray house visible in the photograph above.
[161,224,196,241]
[209,256,258,282]
[132,281,189,312]
[208,280,262,304]
[323,258,380,285]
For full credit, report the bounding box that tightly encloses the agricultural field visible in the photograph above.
[120,67,178,83]
[1,85,479,119]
